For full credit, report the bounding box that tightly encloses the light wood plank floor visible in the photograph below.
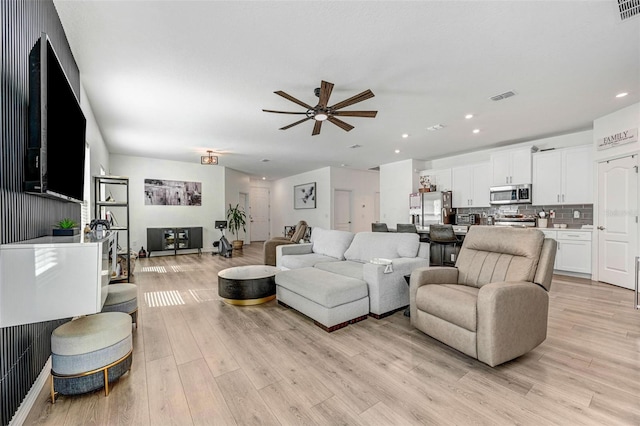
[24,243,640,425]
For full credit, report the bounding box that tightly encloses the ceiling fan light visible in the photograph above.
[314,112,329,121]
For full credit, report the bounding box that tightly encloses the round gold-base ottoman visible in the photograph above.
[50,312,133,403]
[101,283,138,327]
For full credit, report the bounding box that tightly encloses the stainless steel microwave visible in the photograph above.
[489,184,532,205]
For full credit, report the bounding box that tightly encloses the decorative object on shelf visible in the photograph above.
[201,150,218,165]
[53,218,79,236]
[226,203,247,250]
[138,246,147,258]
[419,175,436,193]
[294,182,316,209]
[144,178,202,206]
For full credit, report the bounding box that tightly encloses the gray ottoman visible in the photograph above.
[101,283,138,327]
[275,267,369,332]
[50,312,133,402]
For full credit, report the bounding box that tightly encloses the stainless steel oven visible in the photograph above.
[489,184,532,205]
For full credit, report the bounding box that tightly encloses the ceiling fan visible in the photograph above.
[262,80,378,136]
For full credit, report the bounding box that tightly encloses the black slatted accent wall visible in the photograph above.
[1,1,81,424]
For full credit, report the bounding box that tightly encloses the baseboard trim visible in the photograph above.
[9,356,51,426]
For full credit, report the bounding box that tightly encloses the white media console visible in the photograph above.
[0,231,116,327]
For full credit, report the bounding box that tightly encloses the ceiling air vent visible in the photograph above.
[618,0,640,20]
[348,144,362,149]
[490,90,516,101]
[369,166,380,171]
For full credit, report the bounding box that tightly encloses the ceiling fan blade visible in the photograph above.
[262,109,308,115]
[312,120,323,136]
[275,91,313,110]
[279,116,312,130]
[329,89,375,111]
[332,110,378,118]
[318,80,334,108]
[328,117,354,132]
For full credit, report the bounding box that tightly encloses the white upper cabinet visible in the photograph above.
[532,145,593,205]
[419,168,452,192]
[452,162,490,208]
[490,147,532,186]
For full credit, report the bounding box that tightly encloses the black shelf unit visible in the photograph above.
[147,227,203,257]
[94,176,130,281]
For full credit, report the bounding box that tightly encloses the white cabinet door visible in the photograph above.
[557,240,591,274]
[533,146,593,206]
[432,168,453,191]
[510,148,532,185]
[533,150,562,205]
[490,148,532,186]
[471,163,491,207]
[453,163,490,207]
[490,151,512,186]
[452,166,473,208]
[563,146,593,204]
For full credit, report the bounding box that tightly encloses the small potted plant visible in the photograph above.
[53,218,79,236]
[226,203,247,250]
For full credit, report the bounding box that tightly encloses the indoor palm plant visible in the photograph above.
[226,203,247,249]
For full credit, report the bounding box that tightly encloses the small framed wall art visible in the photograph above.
[294,182,316,209]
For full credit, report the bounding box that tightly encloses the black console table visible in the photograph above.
[147,227,203,257]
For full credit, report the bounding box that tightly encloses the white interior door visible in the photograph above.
[249,187,270,241]
[239,192,249,243]
[597,154,638,289]
[334,189,352,231]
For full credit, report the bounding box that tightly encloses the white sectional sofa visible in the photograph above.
[275,228,430,331]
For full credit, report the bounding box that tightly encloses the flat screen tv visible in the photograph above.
[24,32,86,203]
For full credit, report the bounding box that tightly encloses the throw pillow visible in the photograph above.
[311,228,355,260]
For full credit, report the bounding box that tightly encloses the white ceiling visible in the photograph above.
[53,1,640,180]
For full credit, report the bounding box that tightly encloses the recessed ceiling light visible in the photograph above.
[395,149,400,154]
[616,92,628,98]
[473,129,480,134]
[262,177,266,180]
[465,114,473,119]
[402,133,409,138]
[348,144,362,149]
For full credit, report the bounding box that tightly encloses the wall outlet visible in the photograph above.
[573,210,580,219]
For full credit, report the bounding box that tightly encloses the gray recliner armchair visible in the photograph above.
[263,220,308,266]
[410,225,557,367]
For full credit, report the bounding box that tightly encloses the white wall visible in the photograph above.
[109,155,226,254]
[330,168,380,233]
[379,159,422,228]
[271,168,331,237]
[424,130,593,171]
[224,168,251,242]
[591,102,640,280]
[80,83,110,199]
[593,103,640,162]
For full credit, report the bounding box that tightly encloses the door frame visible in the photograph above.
[592,151,639,284]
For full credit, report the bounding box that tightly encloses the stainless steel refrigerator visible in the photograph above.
[409,191,454,226]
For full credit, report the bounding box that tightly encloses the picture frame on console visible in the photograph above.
[294,182,316,209]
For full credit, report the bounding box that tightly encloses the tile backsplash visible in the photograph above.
[456,204,593,228]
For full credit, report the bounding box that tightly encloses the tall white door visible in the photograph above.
[250,187,270,241]
[239,192,249,243]
[334,190,352,231]
[597,155,638,289]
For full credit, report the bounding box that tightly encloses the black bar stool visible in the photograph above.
[428,224,459,266]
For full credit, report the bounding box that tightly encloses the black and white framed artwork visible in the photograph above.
[294,182,316,209]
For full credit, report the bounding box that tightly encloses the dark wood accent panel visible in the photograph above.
[1,1,80,424]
